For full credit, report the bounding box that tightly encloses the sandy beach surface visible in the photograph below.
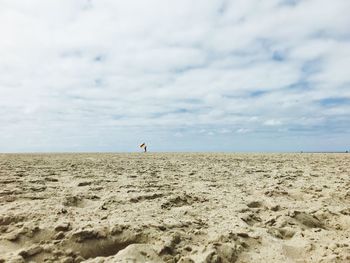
[0,153,349,263]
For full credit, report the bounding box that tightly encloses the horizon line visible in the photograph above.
[0,151,349,154]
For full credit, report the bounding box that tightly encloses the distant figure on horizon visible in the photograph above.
[140,143,147,152]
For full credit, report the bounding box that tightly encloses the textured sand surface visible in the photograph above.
[0,153,349,262]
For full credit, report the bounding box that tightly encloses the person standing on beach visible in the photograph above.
[140,143,147,152]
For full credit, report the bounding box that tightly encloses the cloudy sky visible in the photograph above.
[0,0,349,152]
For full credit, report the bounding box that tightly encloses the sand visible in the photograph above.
[0,153,349,262]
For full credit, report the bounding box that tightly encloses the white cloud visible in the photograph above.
[236,128,252,134]
[264,119,283,126]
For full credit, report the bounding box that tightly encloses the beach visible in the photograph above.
[0,153,349,262]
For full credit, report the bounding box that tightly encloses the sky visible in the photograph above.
[0,0,349,152]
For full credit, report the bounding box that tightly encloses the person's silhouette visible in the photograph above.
[140,143,147,152]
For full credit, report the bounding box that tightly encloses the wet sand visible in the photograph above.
[0,153,349,262]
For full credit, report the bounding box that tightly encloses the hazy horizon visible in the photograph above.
[1,0,349,152]
[1,150,349,154]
